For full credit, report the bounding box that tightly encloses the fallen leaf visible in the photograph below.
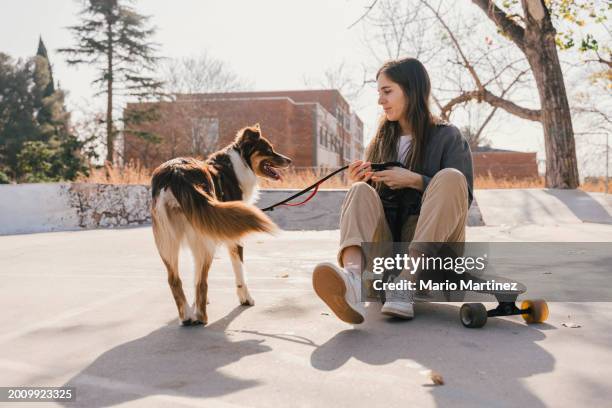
[562,322,581,328]
[430,370,444,385]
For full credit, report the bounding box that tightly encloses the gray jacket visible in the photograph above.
[420,123,474,208]
[375,123,473,238]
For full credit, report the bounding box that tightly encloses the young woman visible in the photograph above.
[312,57,474,324]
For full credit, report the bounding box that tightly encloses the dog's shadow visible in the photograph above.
[60,306,269,408]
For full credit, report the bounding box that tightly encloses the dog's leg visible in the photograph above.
[228,244,255,306]
[193,251,212,325]
[186,231,215,325]
[153,215,193,326]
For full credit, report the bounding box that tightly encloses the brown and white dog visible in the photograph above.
[151,124,292,326]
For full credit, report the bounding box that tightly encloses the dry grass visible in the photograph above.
[474,174,545,189]
[474,174,611,193]
[258,167,350,189]
[77,164,612,193]
[77,161,152,185]
[580,177,612,193]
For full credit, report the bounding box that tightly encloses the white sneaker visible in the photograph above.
[312,262,365,324]
[381,279,415,320]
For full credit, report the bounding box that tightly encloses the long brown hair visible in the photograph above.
[366,58,437,183]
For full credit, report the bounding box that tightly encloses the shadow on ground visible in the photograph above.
[60,302,555,407]
[311,302,555,407]
[60,306,269,407]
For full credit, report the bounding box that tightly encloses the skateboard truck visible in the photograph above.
[460,299,549,328]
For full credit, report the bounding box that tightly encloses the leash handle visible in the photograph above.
[370,161,405,171]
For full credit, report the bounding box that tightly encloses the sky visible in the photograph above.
[1,0,608,177]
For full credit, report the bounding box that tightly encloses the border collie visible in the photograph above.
[151,124,292,326]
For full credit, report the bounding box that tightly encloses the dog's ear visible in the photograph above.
[236,125,261,143]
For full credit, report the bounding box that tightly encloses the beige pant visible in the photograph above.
[337,168,469,267]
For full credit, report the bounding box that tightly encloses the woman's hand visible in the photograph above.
[368,167,424,191]
[347,160,373,183]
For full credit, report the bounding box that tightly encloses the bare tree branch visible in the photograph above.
[474,68,530,140]
[420,0,484,90]
[348,0,380,29]
[441,85,540,122]
[471,0,526,51]
[584,49,612,68]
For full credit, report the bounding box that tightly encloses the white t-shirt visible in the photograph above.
[397,135,412,163]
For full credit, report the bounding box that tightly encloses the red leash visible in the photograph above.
[279,183,320,207]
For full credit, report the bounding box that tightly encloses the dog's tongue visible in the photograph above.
[265,163,282,181]
[271,168,282,181]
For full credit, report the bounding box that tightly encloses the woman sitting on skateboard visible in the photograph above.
[312,57,474,323]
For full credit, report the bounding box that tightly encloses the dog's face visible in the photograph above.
[235,125,292,181]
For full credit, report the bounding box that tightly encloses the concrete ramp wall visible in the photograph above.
[2,183,610,235]
[474,189,612,226]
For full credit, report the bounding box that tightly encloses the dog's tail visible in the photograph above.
[167,179,276,242]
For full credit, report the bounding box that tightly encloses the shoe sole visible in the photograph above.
[313,264,364,324]
[381,306,414,320]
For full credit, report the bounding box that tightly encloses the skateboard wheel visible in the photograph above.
[521,299,549,324]
[460,303,488,328]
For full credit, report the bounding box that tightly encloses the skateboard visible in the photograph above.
[372,272,549,328]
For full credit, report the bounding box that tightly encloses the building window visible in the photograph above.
[319,124,336,149]
[336,107,344,128]
[319,125,324,145]
[191,117,219,156]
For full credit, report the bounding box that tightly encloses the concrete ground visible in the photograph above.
[1,224,612,407]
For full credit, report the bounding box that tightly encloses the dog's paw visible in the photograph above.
[240,298,255,306]
[193,310,208,326]
[190,301,209,325]
[238,288,255,306]
[179,304,199,326]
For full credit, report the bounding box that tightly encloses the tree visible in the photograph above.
[470,0,581,187]
[34,37,56,125]
[303,61,367,107]
[32,38,91,182]
[162,52,251,95]
[0,40,92,183]
[59,0,164,164]
[33,37,71,142]
[0,53,39,179]
[359,0,609,188]
[359,0,532,157]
